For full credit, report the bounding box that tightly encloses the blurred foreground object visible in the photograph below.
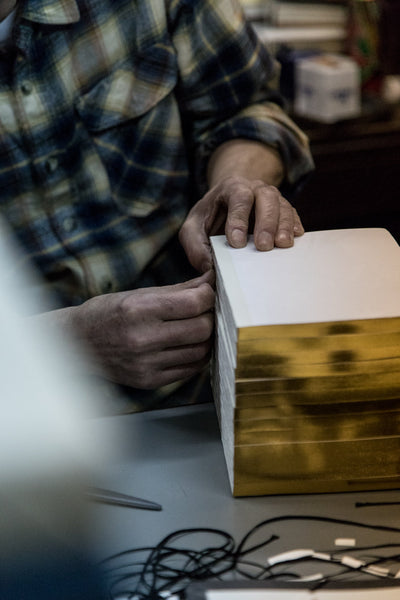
[378,0,400,102]
[347,0,381,92]
[0,220,107,599]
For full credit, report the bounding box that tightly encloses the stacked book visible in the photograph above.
[252,22,347,54]
[211,228,400,496]
[248,0,349,54]
[268,0,348,27]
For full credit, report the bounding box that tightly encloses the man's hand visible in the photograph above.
[179,175,304,273]
[46,272,215,390]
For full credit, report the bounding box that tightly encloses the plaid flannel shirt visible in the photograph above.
[0,0,313,308]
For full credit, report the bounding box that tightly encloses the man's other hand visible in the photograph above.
[179,175,304,273]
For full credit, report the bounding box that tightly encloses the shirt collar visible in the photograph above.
[21,0,80,25]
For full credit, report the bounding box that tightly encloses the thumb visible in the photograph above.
[179,215,213,273]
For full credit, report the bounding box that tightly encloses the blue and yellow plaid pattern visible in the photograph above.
[0,0,313,308]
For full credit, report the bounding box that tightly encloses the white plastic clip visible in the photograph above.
[364,565,390,578]
[267,549,314,566]
[296,573,325,582]
[312,552,332,562]
[335,538,356,547]
[341,556,365,569]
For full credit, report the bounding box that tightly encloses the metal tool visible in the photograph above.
[86,487,162,511]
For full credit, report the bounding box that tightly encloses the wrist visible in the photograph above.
[207,139,285,188]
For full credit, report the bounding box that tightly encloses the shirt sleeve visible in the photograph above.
[167,0,314,198]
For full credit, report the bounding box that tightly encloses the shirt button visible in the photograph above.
[21,82,33,95]
[62,217,77,233]
[45,157,58,173]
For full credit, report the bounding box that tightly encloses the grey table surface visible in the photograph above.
[87,401,400,569]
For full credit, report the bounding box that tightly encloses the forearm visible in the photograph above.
[207,139,285,189]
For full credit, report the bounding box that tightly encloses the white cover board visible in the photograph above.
[210,229,400,328]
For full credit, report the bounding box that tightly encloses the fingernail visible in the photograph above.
[231,229,246,247]
[277,232,293,246]
[257,231,273,250]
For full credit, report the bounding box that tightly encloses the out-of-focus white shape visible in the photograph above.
[0,217,110,597]
[381,75,400,104]
[0,218,101,483]
[334,538,357,547]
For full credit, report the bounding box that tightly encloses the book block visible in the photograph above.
[211,228,400,496]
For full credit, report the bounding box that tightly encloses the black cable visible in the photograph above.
[234,514,400,559]
[356,501,400,508]
[100,515,400,599]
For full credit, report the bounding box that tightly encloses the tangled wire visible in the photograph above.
[99,514,400,599]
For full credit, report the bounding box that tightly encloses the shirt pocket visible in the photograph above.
[75,42,178,131]
[74,42,179,218]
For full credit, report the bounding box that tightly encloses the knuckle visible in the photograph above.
[259,186,281,205]
[160,293,177,313]
[118,292,141,320]
[278,208,293,225]
[191,340,213,361]
[221,175,244,188]
[190,313,214,343]
[186,285,215,314]
[127,330,146,354]
[222,176,252,200]
[133,363,160,389]
[185,291,203,315]
[133,364,148,386]
[253,179,270,191]
[227,202,253,227]
[267,184,280,195]
[198,313,214,339]
[278,196,294,213]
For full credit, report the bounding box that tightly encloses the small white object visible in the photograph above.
[267,549,314,565]
[340,556,365,569]
[295,573,325,582]
[295,53,361,123]
[364,565,390,577]
[312,552,331,561]
[334,538,356,547]
[381,75,400,104]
